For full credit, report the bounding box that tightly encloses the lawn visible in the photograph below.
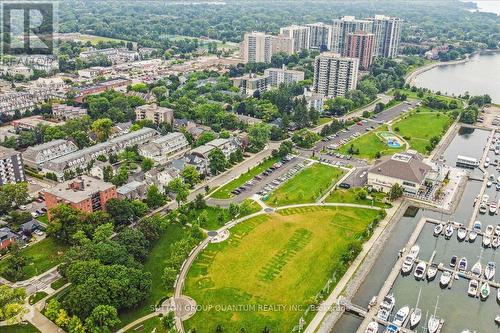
[37,214,48,224]
[393,109,452,154]
[211,157,280,199]
[184,206,382,332]
[125,317,167,333]
[1,323,40,333]
[265,163,345,207]
[337,125,406,160]
[28,291,48,305]
[50,278,67,290]
[118,224,189,326]
[325,189,392,208]
[187,206,231,230]
[0,237,68,282]
[75,34,130,45]
[318,117,332,125]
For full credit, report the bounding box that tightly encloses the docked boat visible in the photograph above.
[492,237,500,249]
[427,263,438,280]
[468,279,479,297]
[365,321,378,333]
[392,306,410,326]
[377,294,395,321]
[450,255,457,267]
[401,255,415,275]
[427,297,440,333]
[414,262,426,280]
[487,181,493,187]
[384,324,399,333]
[409,244,420,258]
[469,230,478,242]
[471,261,482,278]
[457,227,467,241]
[495,225,500,236]
[482,194,490,203]
[485,261,496,280]
[490,204,498,215]
[496,315,500,325]
[410,288,422,328]
[473,220,482,232]
[479,203,488,214]
[459,257,468,271]
[486,224,495,235]
[440,271,452,287]
[480,282,490,300]
[483,235,491,247]
[444,224,453,238]
[496,183,500,191]
[434,224,443,236]
[497,287,500,302]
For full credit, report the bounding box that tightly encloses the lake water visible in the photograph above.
[413,52,500,103]
[467,0,500,15]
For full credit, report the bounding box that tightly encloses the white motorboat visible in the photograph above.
[450,255,457,267]
[410,287,422,328]
[497,286,500,302]
[457,227,467,241]
[493,237,500,248]
[434,224,443,236]
[468,279,479,297]
[459,257,468,271]
[409,244,420,258]
[490,204,498,215]
[496,315,500,325]
[401,255,415,275]
[483,235,491,247]
[479,203,488,214]
[480,282,490,300]
[392,306,410,326]
[427,263,438,280]
[482,194,490,204]
[471,261,482,278]
[440,271,452,287]
[365,321,379,333]
[486,224,495,235]
[469,230,478,242]
[444,224,453,238]
[377,294,396,321]
[428,297,440,333]
[487,181,493,187]
[495,225,500,236]
[485,161,490,168]
[414,262,426,280]
[485,261,496,280]
[473,220,482,232]
[496,183,500,191]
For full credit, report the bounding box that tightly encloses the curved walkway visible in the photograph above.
[172,202,383,332]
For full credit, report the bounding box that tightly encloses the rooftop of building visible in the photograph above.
[45,176,115,203]
[0,146,19,159]
[117,181,146,195]
[369,151,432,184]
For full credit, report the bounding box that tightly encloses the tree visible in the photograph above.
[0,183,29,214]
[167,178,189,206]
[247,123,270,152]
[324,97,354,116]
[389,183,404,201]
[92,223,114,243]
[0,286,27,322]
[1,245,28,281]
[278,141,293,157]
[84,305,121,333]
[91,118,113,142]
[141,158,154,172]
[105,198,137,226]
[208,148,227,175]
[162,312,176,330]
[145,185,167,209]
[137,215,164,242]
[68,316,85,333]
[181,165,200,188]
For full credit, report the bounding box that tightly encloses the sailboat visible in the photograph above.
[428,297,440,333]
[485,261,495,280]
[410,287,422,328]
[480,282,490,300]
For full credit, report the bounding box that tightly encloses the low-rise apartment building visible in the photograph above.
[231,74,269,96]
[264,66,305,87]
[135,103,174,125]
[23,139,79,170]
[139,132,189,163]
[52,104,88,120]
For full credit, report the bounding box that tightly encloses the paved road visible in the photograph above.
[340,93,392,121]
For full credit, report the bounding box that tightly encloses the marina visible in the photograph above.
[331,127,500,333]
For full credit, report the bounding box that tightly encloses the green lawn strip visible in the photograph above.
[239,199,262,216]
[0,237,68,281]
[118,224,189,326]
[318,117,332,125]
[266,163,345,207]
[50,278,67,290]
[211,157,280,199]
[124,316,167,333]
[338,125,406,160]
[393,109,452,154]
[28,291,48,305]
[325,189,392,208]
[187,206,231,230]
[37,214,48,224]
[1,323,40,333]
[183,206,381,332]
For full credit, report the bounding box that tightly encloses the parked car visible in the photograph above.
[339,183,351,189]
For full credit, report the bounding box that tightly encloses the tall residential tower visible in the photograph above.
[369,15,403,58]
[312,52,359,98]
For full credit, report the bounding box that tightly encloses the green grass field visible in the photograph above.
[393,109,452,154]
[184,206,381,332]
[325,189,391,208]
[119,224,189,325]
[75,34,130,45]
[0,237,68,282]
[211,157,280,199]
[28,291,48,305]
[125,317,167,333]
[1,323,40,333]
[266,163,345,206]
[338,125,406,160]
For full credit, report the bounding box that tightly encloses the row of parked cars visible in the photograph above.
[231,155,296,196]
[258,161,309,197]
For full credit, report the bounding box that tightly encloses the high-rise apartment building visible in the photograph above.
[368,15,403,58]
[306,22,333,51]
[264,66,305,87]
[330,16,373,55]
[241,32,272,63]
[312,52,359,98]
[270,34,295,56]
[0,147,25,185]
[280,25,310,53]
[345,31,375,70]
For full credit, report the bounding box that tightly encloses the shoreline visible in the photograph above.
[406,48,500,85]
